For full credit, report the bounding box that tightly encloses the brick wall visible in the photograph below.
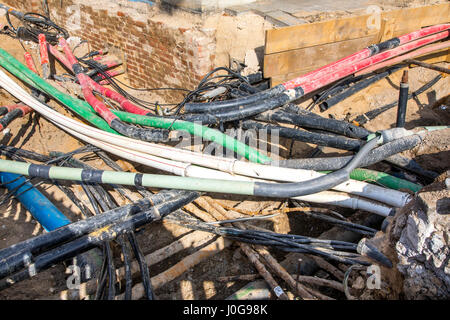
[3,0,216,102]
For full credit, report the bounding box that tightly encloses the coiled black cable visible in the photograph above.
[6,11,68,44]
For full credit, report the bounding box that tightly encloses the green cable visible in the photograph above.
[350,168,421,192]
[0,48,271,164]
[0,49,117,134]
[112,110,271,163]
[323,168,421,192]
[0,158,255,196]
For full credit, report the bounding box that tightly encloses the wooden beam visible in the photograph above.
[381,3,449,38]
[265,13,378,54]
[264,35,376,78]
[413,48,450,65]
[264,3,449,87]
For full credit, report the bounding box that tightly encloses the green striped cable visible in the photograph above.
[0,158,255,196]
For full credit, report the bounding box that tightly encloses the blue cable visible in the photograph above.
[0,172,71,231]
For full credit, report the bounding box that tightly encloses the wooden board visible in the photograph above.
[270,49,450,87]
[414,48,450,65]
[265,14,378,55]
[264,3,450,86]
[270,72,305,87]
[380,3,449,39]
[264,35,376,78]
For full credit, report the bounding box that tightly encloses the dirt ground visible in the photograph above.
[0,15,448,300]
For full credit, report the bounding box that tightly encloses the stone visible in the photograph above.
[394,179,450,299]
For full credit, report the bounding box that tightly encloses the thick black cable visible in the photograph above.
[181,87,304,124]
[0,109,25,130]
[0,191,181,278]
[278,134,422,171]
[241,120,362,151]
[109,118,169,143]
[255,109,370,139]
[254,137,379,198]
[319,65,404,111]
[0,191,199,290]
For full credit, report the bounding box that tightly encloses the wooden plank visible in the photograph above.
[264,3,449,87]
[265,3,449,55]
[270,72,304,87]
[380,3,449,38]
[414,48,450,65]
[264,10,307,27]
[265,14,378,54]
[270,49,449,87]
[264,35,376,78]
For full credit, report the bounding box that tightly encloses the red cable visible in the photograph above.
[51,41,149,116]
[98,70,125,85]
[356,40,450,76]
[24,52,38,74]
[291,30,449,94]
[38,34,49,65]
[47,44,72,71]
[283,23,450,90]
[87,77,149,116]
[59,37,119,125]
[1,104,32,114]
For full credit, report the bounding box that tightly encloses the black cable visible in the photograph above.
[117,236,133,300]
[167,212,368,265]
[184,85,285,114]
[241,120,362,151]
[318,65,404,111]
[0,191,199,291]
[0,107,10,117]
[109,118,170,143]
[0,108,27,131]
[396,71,409,128]
[196,67,249,90]
[94,245,110,300]
[352,74,442,126]
[0,191,181,278]
[255,109,370,139]
[127,232,154,300]
[253,137,379,198]
[6,10,68,44]
[306,76,356,111]
[49,150,149,300]
[278,134,422,171]
[80,58,178,108]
